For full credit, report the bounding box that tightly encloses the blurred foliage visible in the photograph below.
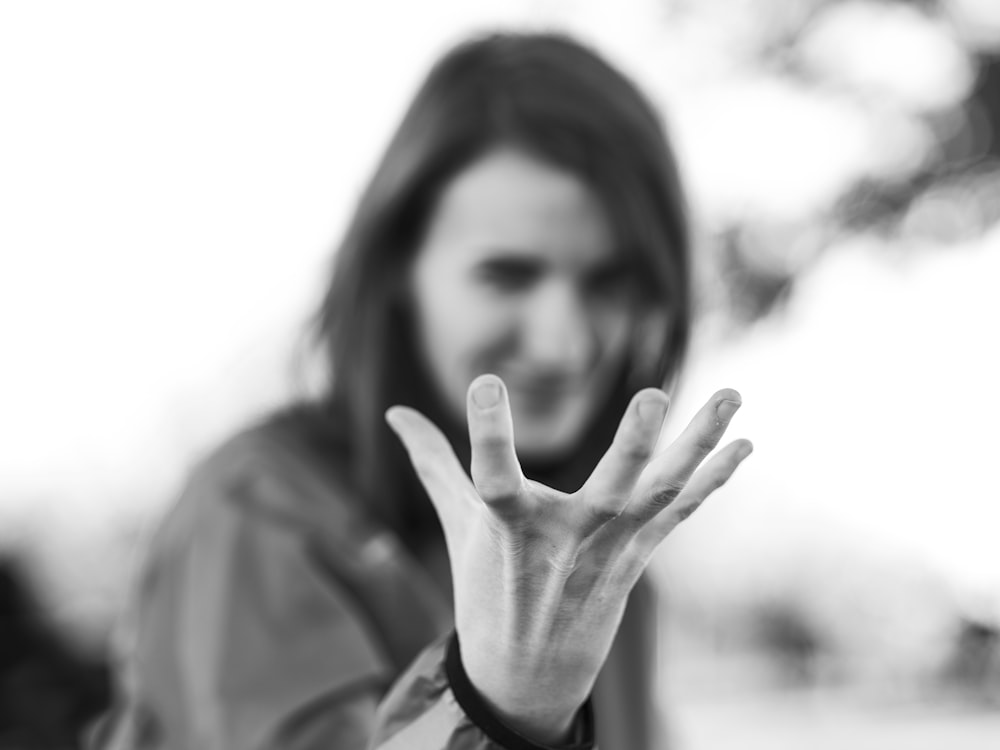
[681,0,1000,331]
[943,617,1000,706]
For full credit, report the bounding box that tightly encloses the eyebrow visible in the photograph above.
[474,255,546,272]
[473,252,632,276]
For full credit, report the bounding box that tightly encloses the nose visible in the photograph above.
[520,280,596,371]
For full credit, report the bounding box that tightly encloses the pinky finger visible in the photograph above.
[639,439,753,546]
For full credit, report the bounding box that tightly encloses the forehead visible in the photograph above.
[419,147,617,268]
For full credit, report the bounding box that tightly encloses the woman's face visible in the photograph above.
[409,147,639,462]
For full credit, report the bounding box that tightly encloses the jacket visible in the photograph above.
[89,412,666,749]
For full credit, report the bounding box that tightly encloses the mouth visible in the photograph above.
[503,376,588,407]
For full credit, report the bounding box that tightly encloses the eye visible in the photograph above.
[584,263,636,300]
[473,258,542,292]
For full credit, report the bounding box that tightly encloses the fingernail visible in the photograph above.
[384,407,405,430]
[638,396,668,425]
[739,441,754,460]
[472,381,501,409]
[717,399,741,422]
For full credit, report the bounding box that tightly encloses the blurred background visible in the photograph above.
[2,0,999,747]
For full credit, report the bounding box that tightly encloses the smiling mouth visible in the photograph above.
[504,378,586,406]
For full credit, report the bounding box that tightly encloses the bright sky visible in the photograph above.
[2,1,998,630]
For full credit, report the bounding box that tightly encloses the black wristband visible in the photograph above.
[445,632,596,750]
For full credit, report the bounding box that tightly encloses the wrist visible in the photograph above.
[463,642,591,728]
[446,632,595,749]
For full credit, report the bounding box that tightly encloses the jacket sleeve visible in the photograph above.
[152,493,390,749]
[371,633,594,750]
[96,463,595,750]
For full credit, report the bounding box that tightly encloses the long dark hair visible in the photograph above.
[307,32,692,538]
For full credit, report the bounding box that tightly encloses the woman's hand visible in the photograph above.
[385,374,752,744]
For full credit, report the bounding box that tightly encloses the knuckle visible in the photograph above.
[408,453,438,480]
[475,433,510,452]
[693,430,719,454]
[413,459,442,488]
[708,473,727,493]
[650,477,686,508]
[619,439,655,464]
[699,459,738,496]
[704,466,731,492]
[674,498,701,523]
[586,501,624,529]
[475,475,523,503]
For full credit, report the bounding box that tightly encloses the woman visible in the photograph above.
[91,31,751,749]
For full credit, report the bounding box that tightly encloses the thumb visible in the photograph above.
[385,405,478,536]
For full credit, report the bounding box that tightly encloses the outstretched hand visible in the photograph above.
[386,374,752,744]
